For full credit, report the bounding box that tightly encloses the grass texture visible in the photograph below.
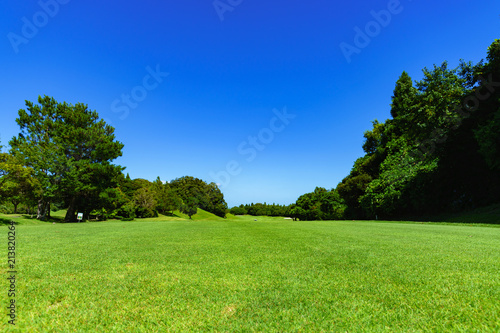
[1,215,499,332]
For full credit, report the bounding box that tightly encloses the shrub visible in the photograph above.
[135,207,157,218]
[230,207,247,215]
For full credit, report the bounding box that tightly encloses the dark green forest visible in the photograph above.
[234,39,500,221]
[1,39,499,222]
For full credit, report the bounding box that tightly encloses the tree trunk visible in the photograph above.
[37,199,46,220]
[46,201,51,219]
[65,197,77,222]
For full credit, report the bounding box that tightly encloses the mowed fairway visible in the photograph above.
[2,217,500,332]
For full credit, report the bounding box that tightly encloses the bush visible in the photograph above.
[117,201,136,219]
[135,207,157,218]
[121,217,134,221]
[90,208,109,221]
[0,203,16,214]
[230,206,247,215]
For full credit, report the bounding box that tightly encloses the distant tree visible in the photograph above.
[164,188,182,215]
[170,176,228,217]
[236,202,293,217]
[205,182,228,217]
[151,177,182,215]
[119,173,139,198]
[319,190,346,220]
[230,206,247,215]
[0,151,41,214]
[390,71,418,120]
[151,177,168,213]
[180,197,198,219]
[293,187,345,221]
[92,187,129,220]
[133,187,157,218]
[362,120,386,155]
[290,206,306,221]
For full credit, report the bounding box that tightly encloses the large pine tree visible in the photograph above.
[10,96,124,221]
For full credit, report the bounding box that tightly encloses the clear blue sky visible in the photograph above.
[0,0,498,207]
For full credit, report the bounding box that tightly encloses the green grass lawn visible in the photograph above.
[1,215,499,332]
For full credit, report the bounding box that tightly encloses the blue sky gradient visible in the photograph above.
[0,0,498,206]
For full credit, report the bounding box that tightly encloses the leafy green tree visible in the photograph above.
[9,96,124,221]
[411,62,469,147]
[133,187,157,218]
[0,150,41,214]
[294,187,345,221]
[150,177,182,215]
[333,39,500,220]
[170,176,228,217]
[319,190,346,220]
[163,188,182,215]
[205,182,228,217]
[290,205,306,221]
[362,120,386,155]
[118,200,137,219]
[151,177,168,213]
[360,138,439,218]
[1,180,21,212]
[473,39,500,173]
[390,71,419,137]
[0,142,6,181]
[92,187,129,220]
[180,197,198,219]
[119,173,138,198]
[336,156,377,219]
[229,206,247,215]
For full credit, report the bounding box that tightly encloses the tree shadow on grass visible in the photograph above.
[17,214,66,224]
[161,212,185,219]
[409,203,500,225]
[0,217,16,226]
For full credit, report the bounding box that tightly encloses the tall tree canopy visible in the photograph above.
[291,39,500,221]
[170,176,228,218]
[335,39,500,220]
[9,96,124,221]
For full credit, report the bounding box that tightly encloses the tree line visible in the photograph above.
[0,96,228,221]
[230,203,293,217]
[335,39,500,220]
[2,39,499,222]
[231,39,500,221]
